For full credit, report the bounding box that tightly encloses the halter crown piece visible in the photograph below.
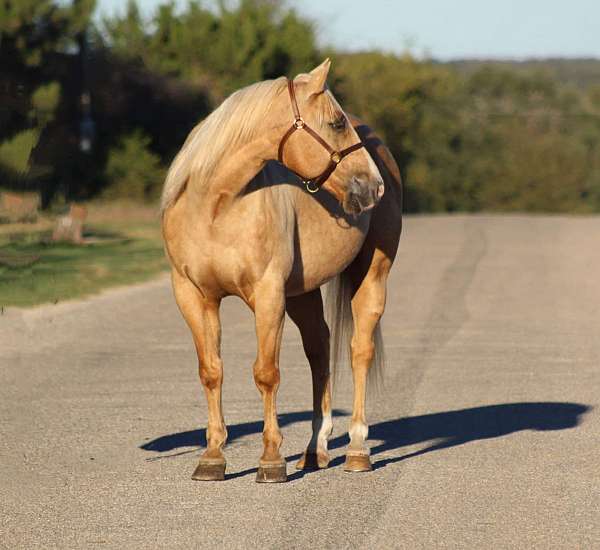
[277,78,365,193]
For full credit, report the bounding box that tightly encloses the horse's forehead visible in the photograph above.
[325,89,342,111]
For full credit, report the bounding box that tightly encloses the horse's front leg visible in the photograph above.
[286,289,332,470]
[171,270,227,481]
[251,280,287,483]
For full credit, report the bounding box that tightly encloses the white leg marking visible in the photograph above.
[316,412,333,452]
[348,422,369,454]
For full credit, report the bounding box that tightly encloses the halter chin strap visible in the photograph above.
[277,78,365,193]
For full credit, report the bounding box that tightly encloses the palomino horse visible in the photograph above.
[161,59,402,482]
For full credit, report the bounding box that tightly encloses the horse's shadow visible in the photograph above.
[140,402,590,480]
[140,409,348,454]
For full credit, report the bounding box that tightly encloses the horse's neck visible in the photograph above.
[183,131,370,280]
[187,135,278,219]
[186,131,343,223]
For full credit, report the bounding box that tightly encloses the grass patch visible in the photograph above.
[0,202,168,307]
[0,235,167,307]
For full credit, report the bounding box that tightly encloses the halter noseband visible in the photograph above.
[277,78,365,193]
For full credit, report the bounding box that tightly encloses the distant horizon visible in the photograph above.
[322,52,600,63]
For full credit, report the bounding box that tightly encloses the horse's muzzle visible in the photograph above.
[343,177,385,216]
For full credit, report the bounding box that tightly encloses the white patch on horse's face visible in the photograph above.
[364,147,383,186]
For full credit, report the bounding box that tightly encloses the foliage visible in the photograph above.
[103,0,318,100]
[448,58,600,90]
[31,81,61,125]
[1,0,599,213]
[0,0,95,199]
[0,0,94,69]
[0,80,60,182]
[103,131,165,201]
[0,129,40,175]
[332,52,600,213]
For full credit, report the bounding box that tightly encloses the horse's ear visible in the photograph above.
[307,58,331,96]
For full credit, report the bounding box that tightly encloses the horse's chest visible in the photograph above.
[286,209,370,295]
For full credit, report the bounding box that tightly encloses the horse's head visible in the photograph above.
[276,59,384,216]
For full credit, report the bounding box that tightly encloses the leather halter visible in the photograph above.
[277,78,365,193]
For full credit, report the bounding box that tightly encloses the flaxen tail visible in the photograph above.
[325,270,384,396]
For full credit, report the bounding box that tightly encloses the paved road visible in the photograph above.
[1,215,599,549]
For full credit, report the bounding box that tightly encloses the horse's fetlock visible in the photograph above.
[263,429,283,449]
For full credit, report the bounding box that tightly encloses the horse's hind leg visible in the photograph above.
[345,249,392,472]
[171,270,227,481]
[250,280,287,483]
[286,289,332,470]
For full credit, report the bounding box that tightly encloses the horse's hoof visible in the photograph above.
[344,453,372,472]
[256,462,287,483]
[296,451,329,470]
[191,459,226,481]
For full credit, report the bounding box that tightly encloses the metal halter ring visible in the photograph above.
[305,180,320,194]
[294,118,305,129]
[330,151,341,164]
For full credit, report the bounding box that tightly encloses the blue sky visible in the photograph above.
[95,0,600,60]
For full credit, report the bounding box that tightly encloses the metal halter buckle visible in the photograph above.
[330,151,341,164]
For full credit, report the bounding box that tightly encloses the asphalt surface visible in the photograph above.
[1,215,599,549]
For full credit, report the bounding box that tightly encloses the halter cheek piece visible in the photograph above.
[277,78,365,193]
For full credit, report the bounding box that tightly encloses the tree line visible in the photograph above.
[1,0,599,212]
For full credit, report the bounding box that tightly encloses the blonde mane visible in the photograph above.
[160,77,287,213]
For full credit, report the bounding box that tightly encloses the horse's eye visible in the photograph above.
[329,117,346,132]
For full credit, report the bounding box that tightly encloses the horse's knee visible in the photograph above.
[253,361,280,392]
[362,301,385,322]
[199,358,223,390]
[351,339,375,366]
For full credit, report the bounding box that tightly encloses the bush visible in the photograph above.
[103,130,165,201]
[31,81,61,126]
[0,129,40,176]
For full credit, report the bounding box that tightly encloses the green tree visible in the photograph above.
[103,0,319,100]
[332,52,472,211]
[0,0,95,198]
[103,130,165,201]
[333,53,600,213]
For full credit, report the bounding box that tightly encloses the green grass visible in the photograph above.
[0,226,168,308]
